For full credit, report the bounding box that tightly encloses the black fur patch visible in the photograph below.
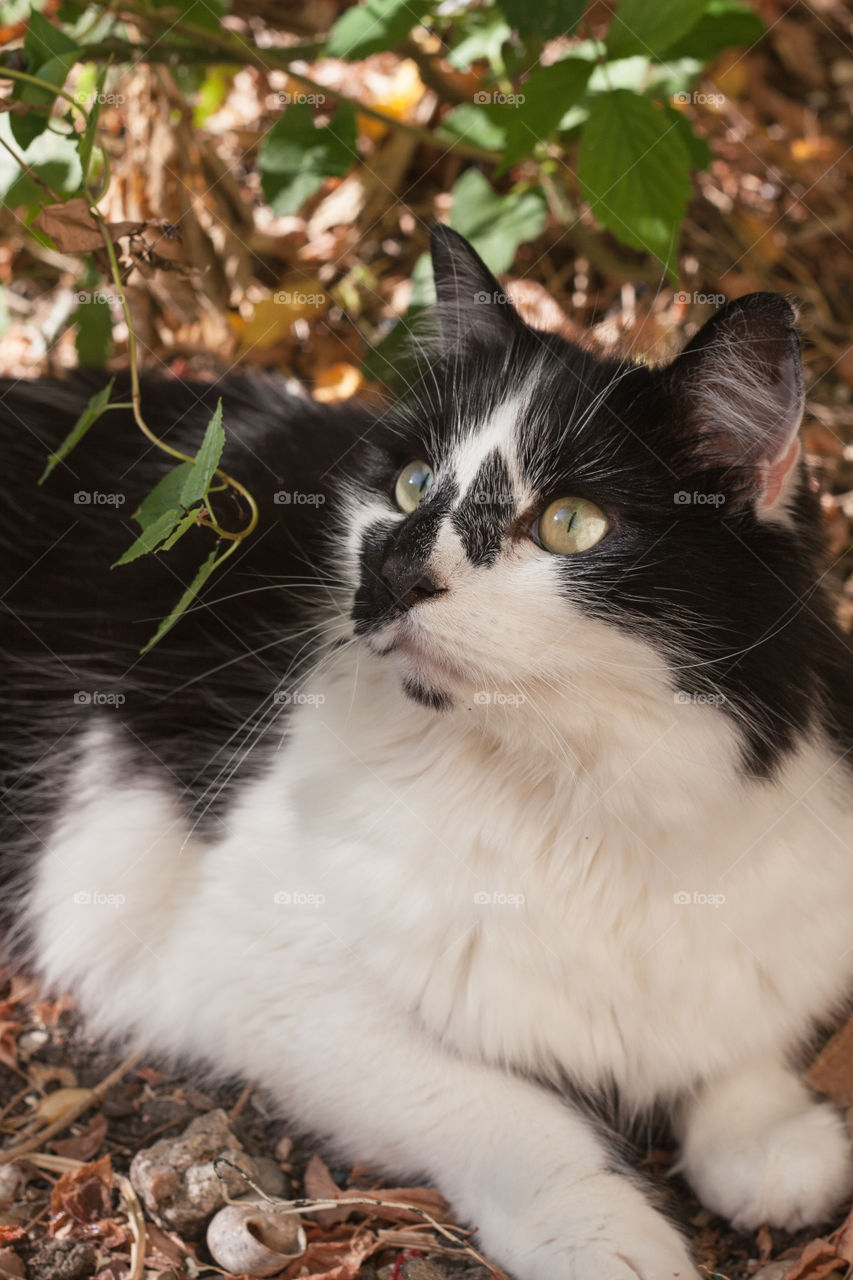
[452,449,516,565]
[402,679,452,711]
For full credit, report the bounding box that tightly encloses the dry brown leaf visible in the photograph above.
[281,1226,379,1280]
[302,1155,450,1228]
[49,1154,113,1236]
[52,1113,108,1162]
[37,1087,92,1123]
[33,199,104,253]
[782,1238,846,1280]
[807,1016,853,1106]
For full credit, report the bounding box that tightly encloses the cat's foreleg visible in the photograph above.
[248,992,697,1280]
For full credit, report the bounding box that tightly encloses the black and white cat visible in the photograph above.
[3,226,853,1279]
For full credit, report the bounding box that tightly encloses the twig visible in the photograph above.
[116,1172,148,1280]
[213,1158,511,1279]
[227,1081,253,1123]
[0,1047,145,1164]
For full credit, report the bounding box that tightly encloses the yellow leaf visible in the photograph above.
[313,363,364,403]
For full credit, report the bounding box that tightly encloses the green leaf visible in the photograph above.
[662,0,764,59]
[140,550,218,654]
[438,103,506,152]
[159,508,201,551]
[327,0,431,59]
[10,12,82,150]
[662,103,712,170]
[39,378,114,482]
[259,102,357,216]
[0,115,81,208]
[502,56,592,170]
[606,0,706,59]
[114,508,188,566]
[494,0,585,41]
[149,0,228,32]
[73,293,112,366]
[578,89,692,275]
[180,399,225,508]
[447,14,512,70]
[449,169,547,274]
[133,462,194,527]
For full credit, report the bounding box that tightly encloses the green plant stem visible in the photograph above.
[1,22,499,162]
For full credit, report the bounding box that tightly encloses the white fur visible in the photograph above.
[26,401,853,1280]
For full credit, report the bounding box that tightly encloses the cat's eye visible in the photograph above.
[395,460,434,514]
[537,497,609,554]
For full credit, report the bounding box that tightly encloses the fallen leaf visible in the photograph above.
[313,363,364,403]
[808,1017,853,1106]
[37,1087,92,1123]
[302,1156,450,1228]
[281,1226,379,1280]
[50,1154,113,1236]
[52,1113,108,1162]
[33,199,104,254]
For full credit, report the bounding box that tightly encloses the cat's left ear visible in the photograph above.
[429,225,525,352]
[668,293,804,512]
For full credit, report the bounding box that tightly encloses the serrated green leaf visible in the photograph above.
[259,102,357,216]
[39,378,114,482]
[606,0,706,59]
[662,0,764,59]
[133,462,194,527]
[327,0,431,59]
[180,399,225,508]
[113,507,186,566]
[10,13,82,150]
[450,169,547,274]
[662,103,712,170]
[438,103,506,152]
[578,89,692,276]
[74,293,112,366]
[495,0,585,41]
[159,508,200,551]
[140,550,218,654]
[501,56,592,170]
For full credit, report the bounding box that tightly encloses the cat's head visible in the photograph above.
[343,227,822,775]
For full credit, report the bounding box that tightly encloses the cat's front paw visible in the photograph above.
[681,1097,853,1230]
[481,1174,699,1280]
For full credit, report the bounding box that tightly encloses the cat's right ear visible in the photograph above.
[429,225,525,351]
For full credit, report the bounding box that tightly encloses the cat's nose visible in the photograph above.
[380,554,444,611]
